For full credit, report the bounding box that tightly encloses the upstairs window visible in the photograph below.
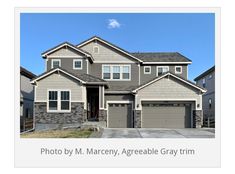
[175,66,182,74]
[144,66,151,74]
[73,59,82,70]
[103,66,111,79]
[122,66,130,79]
[51,59,61,69]
[93,46,99,54]
[202,78,206,88]
[157,66,169,76]
[102,65,131,80]
[113,66,120,79]
[208,98,212,109]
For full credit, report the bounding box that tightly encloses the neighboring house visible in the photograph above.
[20,67,36,131]
[194,66,215,122]
[31,36,206,129]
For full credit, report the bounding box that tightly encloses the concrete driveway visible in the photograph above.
[100,128,215,138]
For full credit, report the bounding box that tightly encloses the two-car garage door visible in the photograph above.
[142,101,192,128]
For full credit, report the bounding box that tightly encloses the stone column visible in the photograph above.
[134,110,141,128]
[193,110,203,128]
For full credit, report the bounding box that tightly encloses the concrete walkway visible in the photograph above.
[100,128,215,138]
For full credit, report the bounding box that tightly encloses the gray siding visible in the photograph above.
[20,75,34,100]
[89,63,139,90]
[136,76,201,110]
[80,40,138,63]
[196,71,215,95]
[48,47,83,57]
[140,65,188,85]
[47,58,88,75]
[35,72,85,102]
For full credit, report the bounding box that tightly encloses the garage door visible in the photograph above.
[142,102,192,128]
[108,103,132,128]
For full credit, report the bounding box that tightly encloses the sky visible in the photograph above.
[20,13,215,81]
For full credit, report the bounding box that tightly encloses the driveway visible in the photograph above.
[100,128,215,138]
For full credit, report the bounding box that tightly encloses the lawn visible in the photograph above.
[21,129,92,138]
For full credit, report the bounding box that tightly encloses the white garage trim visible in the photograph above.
[140,99,196,128]
[106,100,133,128]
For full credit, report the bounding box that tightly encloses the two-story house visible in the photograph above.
[194,66,215,122]
[20,67,36,131]
[31,36,206,129]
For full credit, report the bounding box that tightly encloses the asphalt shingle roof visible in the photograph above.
[131,52,192,63]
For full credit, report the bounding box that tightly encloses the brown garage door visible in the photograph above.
[142,102,192,128]
[108,103,132,128]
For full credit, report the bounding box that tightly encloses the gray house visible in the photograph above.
[31,36,206,129]
[20,67,36,131]
[194,66,215,125]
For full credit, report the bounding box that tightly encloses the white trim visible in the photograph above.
[187,66,188,79]
[77,37,143,63]
[106,100,133,128]
[42,42,91,58]
[138,64,140,85]
[175,66,182,74]
[142,62,191,65]
[31,68,86,84]
[73,59,83,70]
[104,91,131,94]
[144,66,151,74]
[45,59,48,72]
[47,55,84,58]
[93,45,99,54]
[34,85,37,102]
[102,64,131,81]
[93,60,135,63]
[156,66,169,77]
[133,72,206,93]
[51,59,61,69]
[139,99,196,128]
[86,59,89,74]
[47,89,71,113]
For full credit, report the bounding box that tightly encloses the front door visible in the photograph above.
[87,88,99,121]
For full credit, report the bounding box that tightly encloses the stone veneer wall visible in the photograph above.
[98,109,107,121]
[134,110,141,128]
[193,110,203,128]
[34,102,85,124]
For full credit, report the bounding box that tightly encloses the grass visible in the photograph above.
[21,129,92,138]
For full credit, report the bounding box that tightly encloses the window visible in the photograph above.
[202,78,206,88]
[49,91,58,110]
[102,65,131,80]
[144,66,151,74]
[73,59,82,70]
[48,90,70,112]
[61,91,70,110]
[175,66,182,74]
[157,66,169,76]
[93,46,99,54]
[113,66,120,79]
[122,66,130,79]
[51,59,61,68]
[208,98,212,109]
[103,66,111,79]
[208,74,213,79]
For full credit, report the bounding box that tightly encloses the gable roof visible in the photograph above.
[132,72,206,93]
[41,42,94,62]
[31,68,108,87]
[194,66,215,81]
[76,36,143,63]
[131,52,192,64]
[20,66,36,79]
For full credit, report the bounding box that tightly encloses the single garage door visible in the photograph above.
[108,103,132,128]
[142,102,192,128]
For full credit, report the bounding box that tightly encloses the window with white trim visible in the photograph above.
[202,78,206,88]
[102,65,131,80]
[73,59,82,69]
[175,66,182,74]
[48,90,70,112]
[157,66,169,76]
[103,66,111,79]
[51,59,61,68]
[144,66,151,74]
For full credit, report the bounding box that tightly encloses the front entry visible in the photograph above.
[87,88,99,121]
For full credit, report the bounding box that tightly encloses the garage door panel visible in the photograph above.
[108,103,132,128]
[142,102,191,128]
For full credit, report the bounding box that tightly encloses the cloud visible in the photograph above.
[107,19,121,29]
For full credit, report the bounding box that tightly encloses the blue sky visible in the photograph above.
[20,13,215,81]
